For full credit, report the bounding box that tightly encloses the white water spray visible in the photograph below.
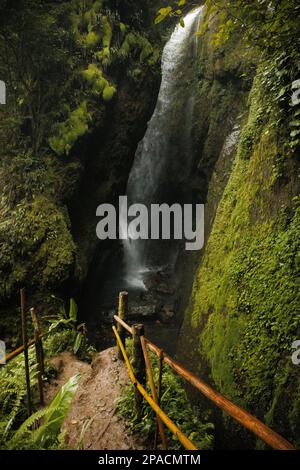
[121,7,203,289]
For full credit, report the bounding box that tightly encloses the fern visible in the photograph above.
[10,407,50,444]
[0,347,38,439]
[8,374,80,449]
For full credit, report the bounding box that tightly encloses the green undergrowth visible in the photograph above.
[43,297,96,361]
[0,298,95,448]
[0,348,39,441]
[0,0,162,302]
[0,374,80,450]
[0,196,76,298]
[49,1,160,156]
[118,339,214,450]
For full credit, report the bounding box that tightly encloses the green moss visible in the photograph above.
[82,63,117,102]
[49,101,92,156]
[101,15,112,49]
[238,74,268,161]
[119,22,126,36]
[85,30,101,48]
[96,46,111,65]
[119,32,160,66]
[0,196,75,298]
[82,62,101,83]
[93,0,103,13]
[102,84,116,101]
[184,72,300,445]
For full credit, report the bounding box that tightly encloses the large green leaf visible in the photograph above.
[69,298,78,322]
[73,332,83,355]
[9,374,80,449]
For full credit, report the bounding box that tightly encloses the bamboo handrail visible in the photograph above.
[112,325,197,450]
[4,332,47,363]
[113,314,295,451]
[4,338,35,363]
[114,314,132,334]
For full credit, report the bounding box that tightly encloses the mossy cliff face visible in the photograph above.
[175,6,253,337]
[191,10,255,198]
[70,66,161,283]
[178,8,300,449]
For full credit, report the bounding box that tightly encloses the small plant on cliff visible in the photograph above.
[45,298,95,361]
[49,101,92,156]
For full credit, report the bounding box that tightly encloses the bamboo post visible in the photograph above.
[117,291,128,360]
[154,348,164,450]
[112,325,197,450]
[30,308,44,405]
[132,323,146,419]
[20,288,32,417]
[141,337,167,450]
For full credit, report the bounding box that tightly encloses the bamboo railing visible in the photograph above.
[113,325,197,450]
[2,289,47,415]
[113,292,295,451]
[4,331,48,364]
[2,289,296,451]
[4,337,36,363]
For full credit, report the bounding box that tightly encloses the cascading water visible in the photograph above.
[121,7,203,289]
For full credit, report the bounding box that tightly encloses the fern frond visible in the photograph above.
[8,374,80,449]
[9,407,50,444]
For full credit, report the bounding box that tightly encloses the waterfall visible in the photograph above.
[121,7,203,289]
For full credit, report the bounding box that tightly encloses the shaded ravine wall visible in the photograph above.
[69,67,161,284]
[0,1,167,343]
[176,7,300,449]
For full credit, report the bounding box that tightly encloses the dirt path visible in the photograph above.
[45,347,145,450]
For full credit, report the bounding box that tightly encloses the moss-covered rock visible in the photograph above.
[177,4,300,449]
[179,67,300,449]
[49,101,92,156]
[0,196,75,298]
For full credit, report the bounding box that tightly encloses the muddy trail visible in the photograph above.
[45,348,146,450]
